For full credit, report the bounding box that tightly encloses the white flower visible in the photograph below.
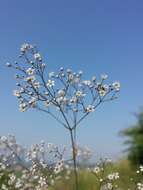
[34,53,42,61]
[19,103,27,112]
[6,62,12,67]
[56,97,67,105]
[20,43,32,53]
[49,72,55,78]
[99,178,103,182]
[57,90,65,97]
[1,184,8,190]
[85,105,95,113]
[98,85,109,97]
[114,172,119,179]
[25,75,36,83]
[47,143,54,148]
[15,178,23,188]
[56,160,64,168]
[99,89,106,97]
[70,96,77,103]
[75,90,85,97]
[107,183,113,190]
[83,80,91,86]
[33,81,40,89]
[54,166,61,174]
[26,68,35,75]
[140,166,143,172]
[9,174,16,185]
[46,80,55,87]
[137,183,143,190]
[54,160,63,174]
[0,136,7,143]
[97,84,108,97]
[13,90,21,97]
[93,166,100,174]
[108,174,114,180]
[101,74,108,80]
[38,177,47,187]
[68,74,74,81]
[45,100,51,107]
[73,77,80,83]
[112,82,120,91]
[29,98,37,107]
[107,172,119,180]
[0,163,6,170]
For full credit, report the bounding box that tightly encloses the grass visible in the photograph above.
[50,160,140,190]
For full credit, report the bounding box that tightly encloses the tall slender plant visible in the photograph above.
[7,43,120,190]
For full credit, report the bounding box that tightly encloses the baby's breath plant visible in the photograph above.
[88,158,143,190]
[0,135,69,190]
[1,135,143,189]
[7,43,120,190]
[89,158,120,190]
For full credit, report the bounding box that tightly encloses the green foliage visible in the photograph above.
[121,110,143,166]
[51,160,140,190]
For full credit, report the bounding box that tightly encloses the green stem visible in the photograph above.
[69,129,79,190]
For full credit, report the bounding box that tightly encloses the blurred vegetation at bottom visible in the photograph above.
[49,160,139,190]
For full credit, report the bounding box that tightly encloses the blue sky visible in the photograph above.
[0,0,143,159]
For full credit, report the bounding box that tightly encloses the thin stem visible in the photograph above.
[5,143,29,171]
[69,129,79,190]
[36,107,69,129]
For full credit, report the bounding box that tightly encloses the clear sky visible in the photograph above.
[0,0,143,159]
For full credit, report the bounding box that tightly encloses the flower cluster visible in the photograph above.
[0,135,70,190]
[1,135,143,190]
[88,159,143,190]
[7,43,120,131]
[132,166,143,190]
[137,183,143,190]
[6,43,121,190]
[137,166,143,174]
[89,158,120,190]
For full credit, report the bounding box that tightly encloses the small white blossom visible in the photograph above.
[75,90,85,97]
[13,90,21,97]
[26,68,35,75]
[112,82,120,91]
[101,74,108,80]
[70,96,77,103]
[107,183,113,190]
[45,100,51,107]
[29,97,37,107]
[107,172,119,181]
[83,80,91,86]
[19,103,27,112]
[137,182,143,190]
[25,75,36,83]
[34,53,42,61]
[46,80,55,87]
[57,90,65,97]
[93,166,100,174]
[85,105,95,113]
[20,43,32,53]
[99,89,106,97]
[0,136,7,143]
[33,81,40,89]
[140,165,143,172]
[49,72,55,78]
